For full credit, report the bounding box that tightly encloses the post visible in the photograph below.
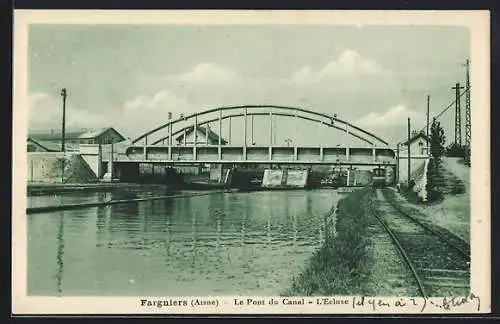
[144,136,147,160]
[274,114,277,145]
[294,113,298,144]
[317,117,321,150]
[110,142,114,178]
[228,117,232,145]
[60,88,67,152]
[218,109,222,160]
[344,123,349,147]
[205,123,209,145]
[464,59,471,165]
[426,95,430,145]
[269,109,273,160]
[407,118,411,184]
[193,115,198,160]
[452,83,464,146]
[372,147,376,162]
[168,122,172,161]
[396,143,400,184]
[243,108,248,160]
[269,109,273,145]
[251,114,254,145]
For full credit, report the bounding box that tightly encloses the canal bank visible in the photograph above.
[287,157,471,296]
[286,187,377,296]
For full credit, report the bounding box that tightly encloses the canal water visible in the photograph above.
[27,188,341,296]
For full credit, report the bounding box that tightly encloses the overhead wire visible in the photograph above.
[418,85,470,133]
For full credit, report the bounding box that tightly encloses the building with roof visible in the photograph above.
[172,125,228,145]
[27,127,126,152]
[27,137,60,152]
[401,130,430,156]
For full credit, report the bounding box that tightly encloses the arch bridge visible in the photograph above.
[122,105,396,166]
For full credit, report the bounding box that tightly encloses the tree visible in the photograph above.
[429,118,446,169]
[427,118,446,201]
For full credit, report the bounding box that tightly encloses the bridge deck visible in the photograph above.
[121,145,396,165]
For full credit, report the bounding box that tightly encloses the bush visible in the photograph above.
[286,188,373,296]
[425,158,444,202]
[446,143,466,158]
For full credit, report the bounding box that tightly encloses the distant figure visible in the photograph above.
[409,179,416,189]
[396,182,401,192]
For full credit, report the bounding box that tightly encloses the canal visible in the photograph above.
[27,188,341,296]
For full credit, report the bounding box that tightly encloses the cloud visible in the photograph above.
[28,92,105,130]
[291,49,391,82]
[174,62,237,84]
[123,89,190,113]
[28,92,51,111]
[355,104,422,128]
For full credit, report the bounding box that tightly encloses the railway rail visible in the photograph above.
[381,188,470,256]
[368,188,470,298]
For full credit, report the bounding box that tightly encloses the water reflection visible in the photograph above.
[55,211,65,296]
[28,189,341,296]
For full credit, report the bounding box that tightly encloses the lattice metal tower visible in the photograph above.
[464,59,471,164]
[452,83,464,146]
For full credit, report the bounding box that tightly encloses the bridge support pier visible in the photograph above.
[143,137,148,160]
[268,146,272,161]
[319,147,324,161]
[372,148,376,162]
[294,146,298,161]
[346,147,350,162]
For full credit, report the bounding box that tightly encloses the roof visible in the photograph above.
[27,138,80,152]
[402,131,430,146]
[28,130,86,141]
[27,137,59,152]
[78,127,125,141]
[174,125,228,144]
[29,127,126,142]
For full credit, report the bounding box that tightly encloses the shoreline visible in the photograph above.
[26,182,171,196]
[27,181,359,196]
[286,162,470,296]
[285,187,375,296]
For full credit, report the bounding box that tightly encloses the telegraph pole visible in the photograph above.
[464,59,471,165]
[406,117,411,186]
[60,88,67,152]
[407,117,411,184]
[452,83,464,146]
[426,95,430,139]
[426,95,430,156]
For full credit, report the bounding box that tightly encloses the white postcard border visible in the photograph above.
[12,10,491,315]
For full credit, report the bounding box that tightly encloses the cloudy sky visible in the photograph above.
[28,24,470,146]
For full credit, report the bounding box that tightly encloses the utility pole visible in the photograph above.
[464,59,471,165]
[396,143,400,184]
[60,88,67,152]
[452,82,464,146]
[407,117,411,184]
[426,95,430,147]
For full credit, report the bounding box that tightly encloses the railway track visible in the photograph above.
[368,188,470,298]
[381,188,470,256]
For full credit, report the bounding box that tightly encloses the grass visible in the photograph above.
[284,187,374,296]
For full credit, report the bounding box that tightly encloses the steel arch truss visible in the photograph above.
[129,105,388,147]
